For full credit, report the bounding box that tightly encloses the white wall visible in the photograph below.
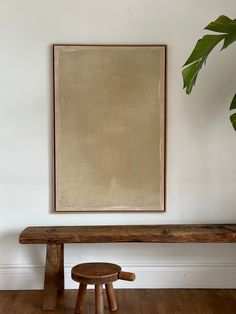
[1,0,236,289]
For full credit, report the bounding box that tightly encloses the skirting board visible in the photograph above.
[1,263,236,290]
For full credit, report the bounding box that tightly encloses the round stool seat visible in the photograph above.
[72,262,121,285]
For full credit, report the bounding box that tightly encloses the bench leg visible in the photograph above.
[57,244,64,295]
[42,243,64,310]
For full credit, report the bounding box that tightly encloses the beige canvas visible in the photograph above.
[54,45,166,212]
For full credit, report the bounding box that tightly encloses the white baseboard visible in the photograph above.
[1,263,236,290]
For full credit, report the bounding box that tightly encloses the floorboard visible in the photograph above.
[0,289,235,314]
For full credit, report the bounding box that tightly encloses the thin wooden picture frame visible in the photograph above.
[53,44,167,212]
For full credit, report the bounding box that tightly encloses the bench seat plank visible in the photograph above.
[19,224,236,244]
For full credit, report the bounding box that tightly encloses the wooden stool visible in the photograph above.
[71,262,135,314]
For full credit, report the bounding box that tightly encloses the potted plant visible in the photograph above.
[182,15,236,130]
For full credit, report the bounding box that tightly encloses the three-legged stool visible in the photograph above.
[71,262,135,314]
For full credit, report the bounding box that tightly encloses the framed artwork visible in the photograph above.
[53,45,166,212]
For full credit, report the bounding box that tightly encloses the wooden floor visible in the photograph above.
[0,289,236,314]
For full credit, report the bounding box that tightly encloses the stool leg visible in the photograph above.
[105,282,117,312]
[75,283,87,314]
[95,284,104,314]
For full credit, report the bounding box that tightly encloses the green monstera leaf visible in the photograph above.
[230,94,236,131]
[182,15,236,130]
[183,34,225,94]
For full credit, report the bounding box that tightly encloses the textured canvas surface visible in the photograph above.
[54,45,166,211]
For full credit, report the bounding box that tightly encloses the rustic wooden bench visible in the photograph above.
[19,224,236,310]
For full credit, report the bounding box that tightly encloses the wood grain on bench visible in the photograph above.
[19,224,236,244]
